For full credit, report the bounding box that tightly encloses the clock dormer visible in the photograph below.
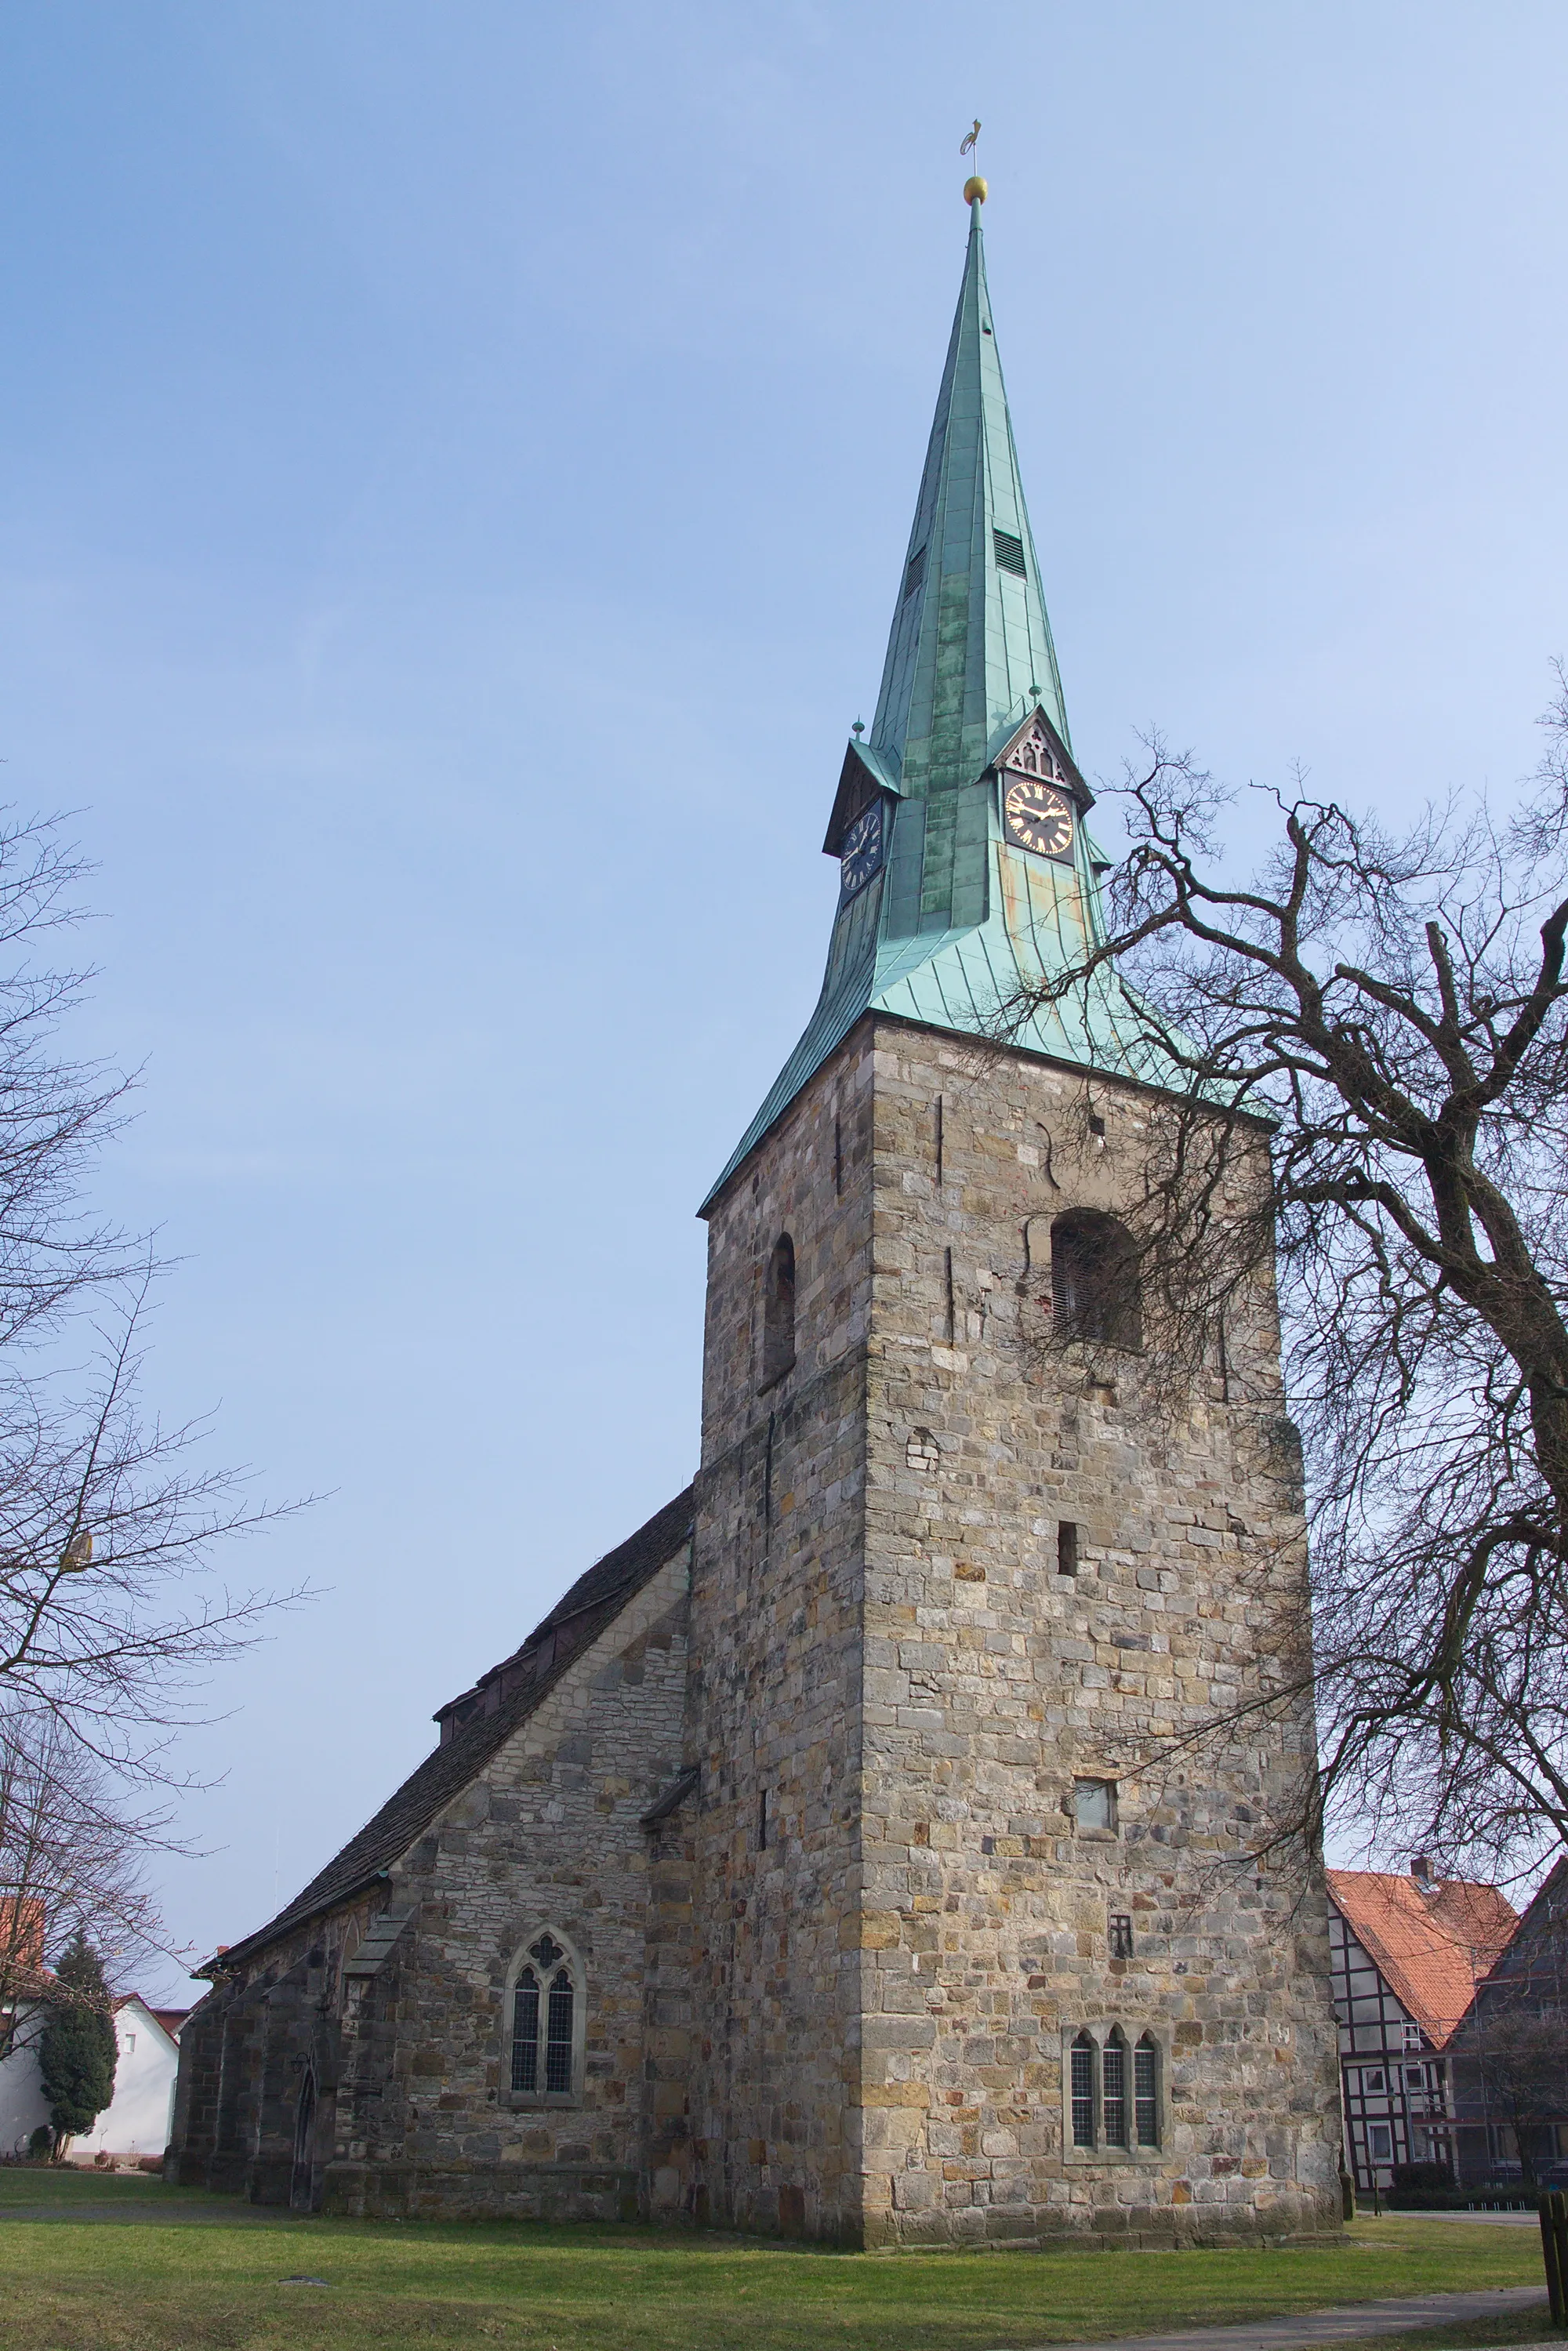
[996,711,1086,865]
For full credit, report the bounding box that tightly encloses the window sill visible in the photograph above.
[506,2092,580,2110]
[1063,2143,1165,2164]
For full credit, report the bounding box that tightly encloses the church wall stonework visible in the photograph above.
[848,1018,1343,2243]
[175,1553,693,2219]
[681,1013,1341,2246]
[685,1019,877,2241]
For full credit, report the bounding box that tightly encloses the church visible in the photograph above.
[169,183,1344,2246]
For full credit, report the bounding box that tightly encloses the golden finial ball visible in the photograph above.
[964,175,987,204]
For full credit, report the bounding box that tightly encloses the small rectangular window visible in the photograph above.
[1070,2038,1095,2146]
[1134,2039,1159,2145]
[1102,2037,1128,2146]
[1109,1913,1134,1959]
[1057,1521,1079,1577]
[1364,2067,1385,2092]
[1074,1777,1116,1834]
[993,528,1026,576]
[1369,2122,1393,2161]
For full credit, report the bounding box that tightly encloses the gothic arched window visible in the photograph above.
[508,1930,581,2101]
[1102,2029,1129,2146]
[1070,2032,1096,2147]
[1134,2034,1160,2146]
[761,1232,797,1388]
[1051,1212,1142,1351]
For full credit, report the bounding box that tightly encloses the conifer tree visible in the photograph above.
[39,1929,117,2156]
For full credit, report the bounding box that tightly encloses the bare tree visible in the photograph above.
[994,672,1568,1888]
[1457,1998,1568,2188]
[0,808,302,1864]
[0,1706,161,2066]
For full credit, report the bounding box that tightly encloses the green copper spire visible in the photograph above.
[869,195,1069,799]
[703,194,1156,1211]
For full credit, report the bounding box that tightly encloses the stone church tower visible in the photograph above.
[169,192,1343,2244]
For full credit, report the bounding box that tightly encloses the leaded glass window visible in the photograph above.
[1070,2034,1095,2147]
[1103,2033,1128,2146]
[1135,2035,1159,2146]
[510,1932,576,2099]
[510,1968,540,2093]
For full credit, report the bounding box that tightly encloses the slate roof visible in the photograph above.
[210,1485,695,1972]
[1327,1868,1520,2047]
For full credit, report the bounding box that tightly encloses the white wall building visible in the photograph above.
[1,1994,186,2161]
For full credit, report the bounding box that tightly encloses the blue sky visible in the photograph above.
[4,2,1566,1991]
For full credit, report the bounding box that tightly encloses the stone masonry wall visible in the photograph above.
[173,1548,694,2221]
[325,1547,693,2219]
[854,1016,1344,2243]
[688,1019,876,2240]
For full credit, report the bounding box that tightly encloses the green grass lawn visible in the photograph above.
[0,2168,1550,2351]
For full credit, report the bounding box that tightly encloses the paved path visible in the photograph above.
[1020,2285,1548,2351]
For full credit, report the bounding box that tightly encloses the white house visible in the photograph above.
[80,1998,187,2161]
[1,1994,187,2161]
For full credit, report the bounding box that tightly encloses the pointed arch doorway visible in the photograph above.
[290,2069,318,2211]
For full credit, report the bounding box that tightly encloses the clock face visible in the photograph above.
[839,801,885,901]
[1004,776,1075,860]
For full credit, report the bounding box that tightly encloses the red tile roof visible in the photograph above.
[1327,1868,1520,2046]
[111,1994,189,2041]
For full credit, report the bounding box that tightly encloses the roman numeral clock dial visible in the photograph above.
[1003,774,1076,860]
[838,801,884,901]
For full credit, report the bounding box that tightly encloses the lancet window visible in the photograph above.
[761,1232,797,1388]
[509,1931,580,2100]
[1065,2029,1161,2153]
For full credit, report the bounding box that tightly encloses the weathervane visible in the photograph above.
[960,118,986,205]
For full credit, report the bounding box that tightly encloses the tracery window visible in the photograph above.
[1065,2028,1162,2153]
[1003,719,1057,778]
[509,1931,580,2100]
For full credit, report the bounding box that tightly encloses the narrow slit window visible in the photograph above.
[1057,1521,1079,1577]
[1109,1912,1134,1959]
[1103,2034,1128,2146]
[761,1233,797,1388]
[1070,2034,1096,2147]
[1134,2036,1159,2144]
